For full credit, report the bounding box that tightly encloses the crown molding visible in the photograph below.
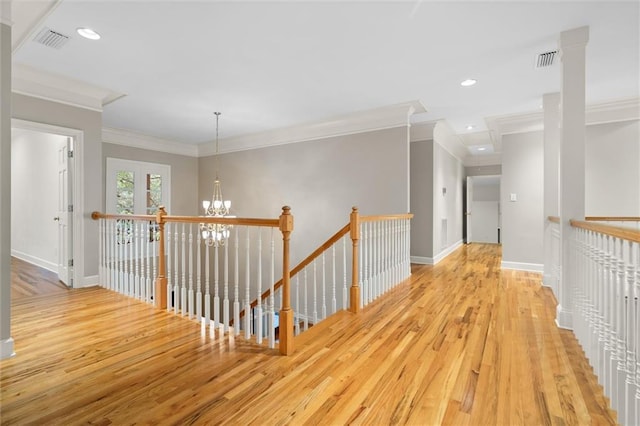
[103,127,199,157]
[486,97,640,138]
[12,63,126,112]
[198,100,426,156]
[410,120,437,142]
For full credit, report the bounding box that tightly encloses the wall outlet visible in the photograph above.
[510,193,517,202]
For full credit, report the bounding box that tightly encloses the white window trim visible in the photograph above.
[106,158,171,215]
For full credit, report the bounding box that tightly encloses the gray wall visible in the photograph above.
[12,93,102,280]
[410,140,433,258]
[473,183,500,202]
[501,131,544,266]
[432,143,464,257]
[103,143,199,216]
[586,119,640,216]
[198,126,410,266]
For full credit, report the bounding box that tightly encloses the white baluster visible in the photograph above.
[196,228,202,320]
[359,223,363,309]
[205,238,211,325]
[322,252,327,320]
[343,235,347,311]
[139,221,145,300]
[223,233,229,333]
[634,241,640,416]
[625,239,637,425]
[617,238,628,414]
[174,224,179,314]
[304,268,309,331]
[332,244,337,314]
[313,259,318,325]
[135,221,141,299]
[604,234,615,398]
[269,228,276,349]
[233,231,240,336]
[295,274,300,335]
[364,222,369,305]
[166,223,172,311]
[145,222,151,302]
[152,222,157,302]
[98,218,103,286]
[256,228,263,344]
[181,223,187,316]
[244,227,251,340]
[213,242,220,330]
[188,224,194,319]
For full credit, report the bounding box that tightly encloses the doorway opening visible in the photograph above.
[11,119,84,288]
[465,175,501,244]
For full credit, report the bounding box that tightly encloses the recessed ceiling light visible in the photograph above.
[460,79,477,87]
[77,27,101,40]
[466,125,475,130]
[477,147,487,151]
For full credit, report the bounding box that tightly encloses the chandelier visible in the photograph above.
[200,112,233,246]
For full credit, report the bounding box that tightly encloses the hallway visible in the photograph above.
[0,244,614,424]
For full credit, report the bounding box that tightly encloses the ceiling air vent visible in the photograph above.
[33,27,70,49]
[535,50,557,69]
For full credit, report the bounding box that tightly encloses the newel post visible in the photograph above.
[350,207,360,313]
[278,206,294,355]
[154,206,168,309]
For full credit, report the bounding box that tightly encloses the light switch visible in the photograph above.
[510,193,517,202]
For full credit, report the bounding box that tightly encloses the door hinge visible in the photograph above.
[68,259,74,267]
[68,204,73,212]
[68,150,74,158]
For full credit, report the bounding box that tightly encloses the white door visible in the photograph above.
[57,138,73,286]
[465,176,473,244]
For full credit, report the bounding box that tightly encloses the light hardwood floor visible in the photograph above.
[1,244,615,425]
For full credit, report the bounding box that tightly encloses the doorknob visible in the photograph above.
[53,217,60,221]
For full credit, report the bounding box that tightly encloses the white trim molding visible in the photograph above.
[11,249,57,274]
[12,63,126,112]
[410,256,432,265]
[199,100,427,156]
[432,240,464,265]
[556,304,573,330]
[103,127,199,157]
[0,337,15,359]
[500,261,544,272]
[83,275,100,288]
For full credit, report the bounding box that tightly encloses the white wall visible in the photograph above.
[432,142,464,259]
[501,131,544,270]
[473,184,500,202]
[11,128,64,271]
[586,119,640,216]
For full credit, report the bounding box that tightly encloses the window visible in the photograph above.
[106,158,171,215]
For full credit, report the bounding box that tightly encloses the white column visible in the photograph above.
[543,92,560,294]
[557,26,589,329]
[0,4,15,359]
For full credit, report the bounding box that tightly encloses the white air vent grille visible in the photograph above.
[535,50,557,69]
[33,27,70,49]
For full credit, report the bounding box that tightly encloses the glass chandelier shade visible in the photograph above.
[200,112,233,246]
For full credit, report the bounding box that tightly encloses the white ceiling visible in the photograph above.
[10,1,640,153]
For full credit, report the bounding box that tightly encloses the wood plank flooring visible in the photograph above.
[0,244,616,425]
[10,256,68,300]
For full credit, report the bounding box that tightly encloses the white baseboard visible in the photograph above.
[11,249,57,273]
[410,256,432,265]
[81,275,100,288]
[0,337,15,359]
[556,304,573,330]
[432,240,463,265]
[500,261,544,273]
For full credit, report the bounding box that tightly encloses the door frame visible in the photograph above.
[11,119,84,288]
[466,175,501,245]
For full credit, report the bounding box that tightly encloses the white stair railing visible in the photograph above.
[571,219,639,425]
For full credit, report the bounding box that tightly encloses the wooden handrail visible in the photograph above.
[361,213,414,222]
[585,216,640,222]
[570,219,640,244]
[91,212,155,221]
[237,222,351,319]
[548,216,560,224]
[92,211,280,228]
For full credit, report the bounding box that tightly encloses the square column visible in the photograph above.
[543,92,560,295]
[557,26,589,329]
